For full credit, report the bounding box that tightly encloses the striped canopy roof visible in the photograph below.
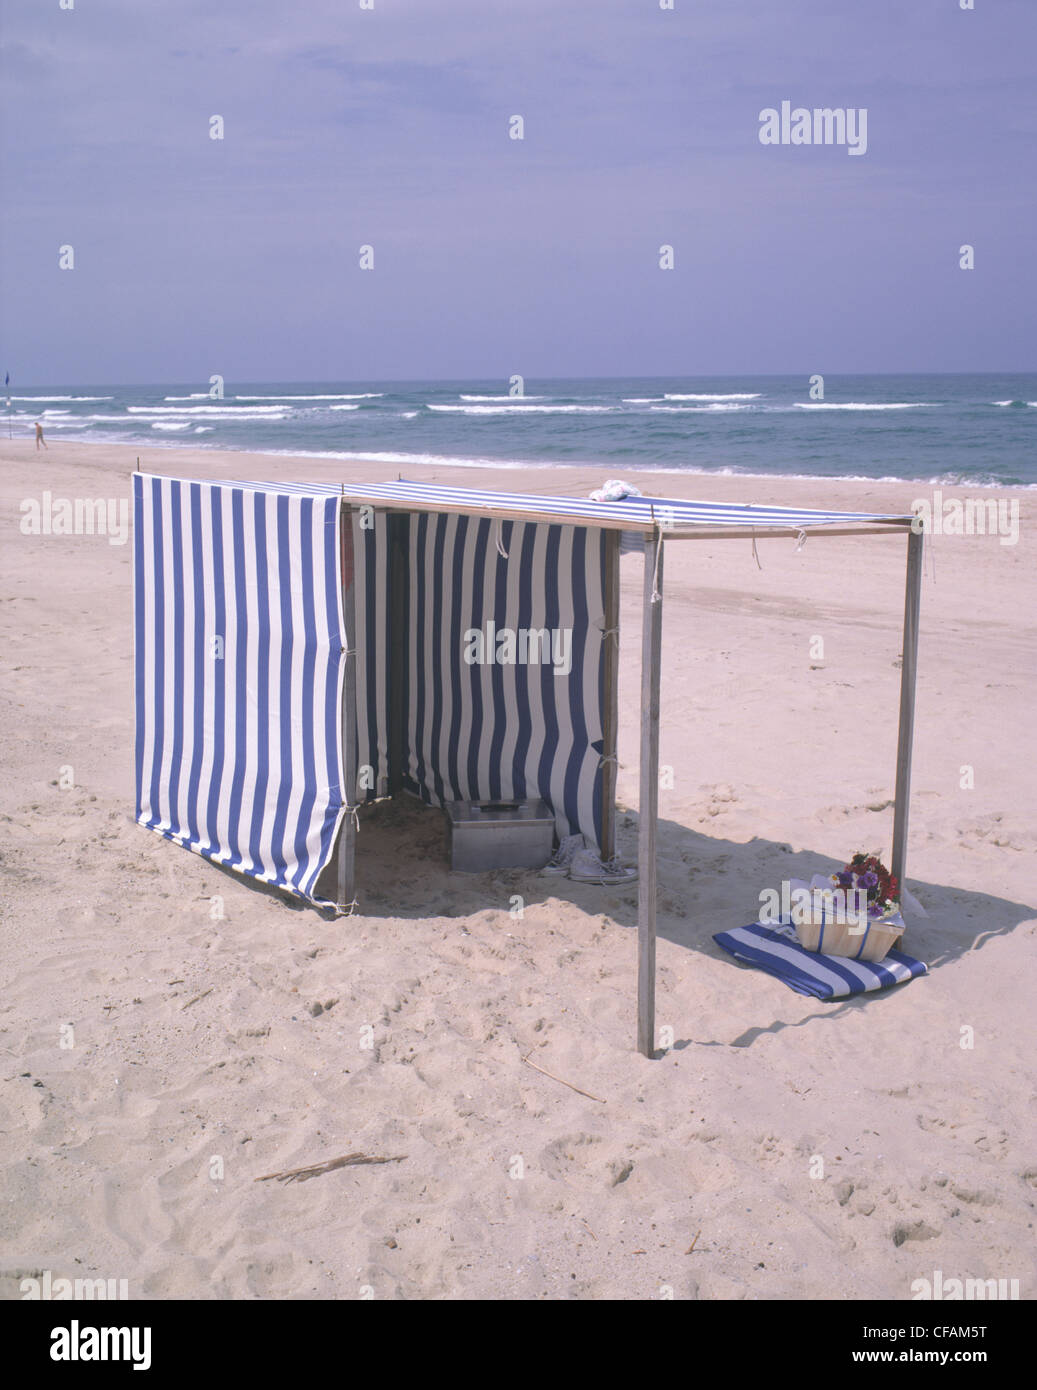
[227,478,914,535]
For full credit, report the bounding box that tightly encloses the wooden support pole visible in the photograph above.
[891,526,923,890]
[637,530,664,1058]
[600,530,621,860]
[337,505,359,911]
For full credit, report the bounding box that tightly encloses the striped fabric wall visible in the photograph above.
[351,511,608,846]
[133,475,347,907]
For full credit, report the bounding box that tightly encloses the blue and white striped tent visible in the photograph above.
[134,472,919,1054]
[233,476,911,535]
[134,475,346,906]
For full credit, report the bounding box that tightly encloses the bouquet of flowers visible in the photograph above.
[833,852,900,920]
[780,851,905,963]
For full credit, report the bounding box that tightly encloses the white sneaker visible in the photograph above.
[569,847,638,885]
[541,833,586,875]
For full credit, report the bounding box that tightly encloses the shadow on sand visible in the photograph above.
[203,792,1034,1050]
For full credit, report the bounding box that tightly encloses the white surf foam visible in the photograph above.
[10,395,113,402]
[260,449,561,470]
[328,404,360,411]
[651,403,751,412]
[70,414,139,423]
[233,393,384,400]
[458,395,548,402]
[663,392,762,401]
[127,405,288,417]
[794,402,934,410]
[151,421,192,431]
[428,404,613,414]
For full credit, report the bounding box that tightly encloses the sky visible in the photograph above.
[1,0,1034,384]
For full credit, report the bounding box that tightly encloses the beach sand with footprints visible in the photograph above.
[1,438,1034,1300]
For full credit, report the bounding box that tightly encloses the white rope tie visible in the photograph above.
[598,752,619,769]
[751,527,809,566]
[650,530,663,603]
[495,520,509,558]
[600,625,619,645]
[338,898,359,917]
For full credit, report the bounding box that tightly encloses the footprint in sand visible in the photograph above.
[892,1219,941,1247]
[538,1133,603,1181]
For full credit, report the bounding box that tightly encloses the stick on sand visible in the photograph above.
[521,1050,606,1103]
[255,1152,407,1184]
[181,988,213,1011]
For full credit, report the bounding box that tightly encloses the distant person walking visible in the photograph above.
[35,420,47,450]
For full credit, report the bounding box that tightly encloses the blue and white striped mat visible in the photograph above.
[713,921,928,999]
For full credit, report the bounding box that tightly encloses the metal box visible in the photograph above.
[444,798,554,872]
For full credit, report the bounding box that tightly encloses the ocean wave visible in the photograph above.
[55,414,138,423]
[663,392,762,401]
[427,404,613,414]
[328,404,360,411]
[622,397,663,403]
[127,405,288,417]
[233,393,384,400]
[13,424,1037,488]
[237,449,1036,487]
[164,394,212,401]
[260,448,562,470]
[651,403,750,412]
[793,402,935,410]
[152,422,192,431]
[10,395,113,402]
[458,394,548,402]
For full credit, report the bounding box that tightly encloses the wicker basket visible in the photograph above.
[790,874,904,963]
[794,913,904,964]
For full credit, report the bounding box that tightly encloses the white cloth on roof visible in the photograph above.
[589,479,643,502]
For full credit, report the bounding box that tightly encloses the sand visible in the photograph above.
[1,438,1034,1301]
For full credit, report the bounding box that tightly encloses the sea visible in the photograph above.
[6,374,1035,488]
